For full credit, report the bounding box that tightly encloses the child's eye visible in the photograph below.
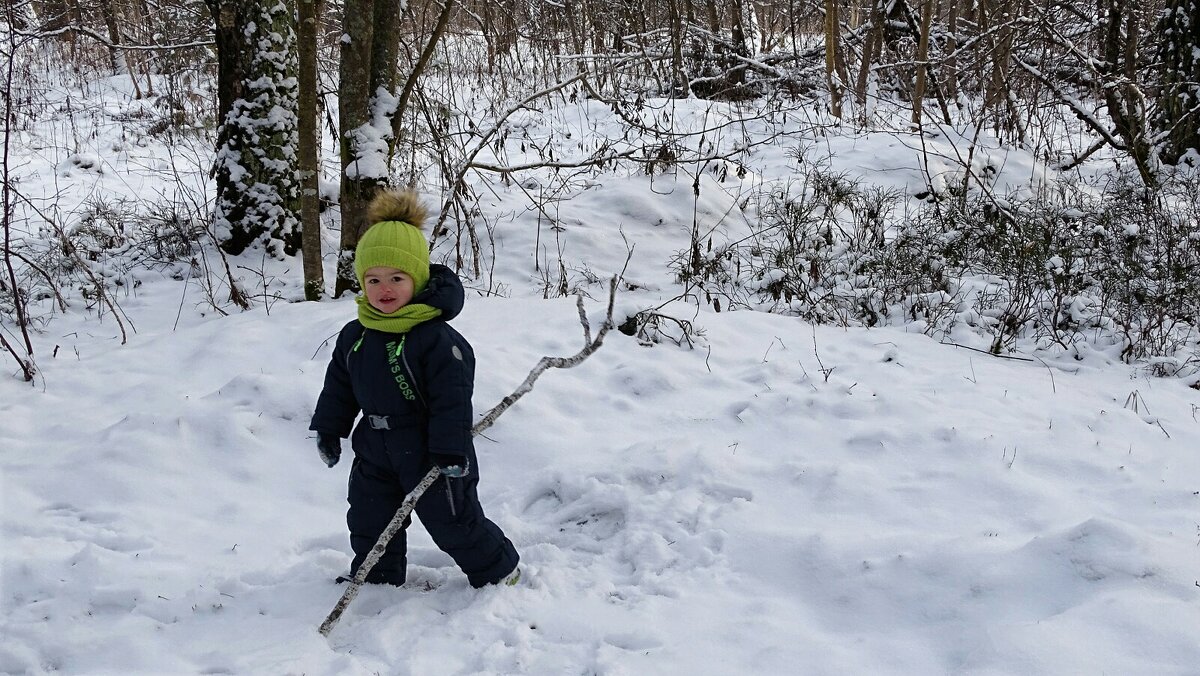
[392,276,405,283]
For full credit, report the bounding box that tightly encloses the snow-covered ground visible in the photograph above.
[3,74,1200,675]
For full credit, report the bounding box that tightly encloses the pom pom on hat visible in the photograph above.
[366,190,428,227]
[354,190,431,292]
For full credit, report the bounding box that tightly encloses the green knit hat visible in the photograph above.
[354,190,430,293]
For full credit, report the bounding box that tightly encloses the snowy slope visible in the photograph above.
[4,285,1200,674]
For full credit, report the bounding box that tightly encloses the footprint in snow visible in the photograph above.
[604,631,663,651]
[40,503,153,553]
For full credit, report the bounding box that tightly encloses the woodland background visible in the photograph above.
[4,4,1200,673]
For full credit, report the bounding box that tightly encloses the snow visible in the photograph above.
[4,72,1200,676]
[5,292,1199,674]
[344,122,391,181]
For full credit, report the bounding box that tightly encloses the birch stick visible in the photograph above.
[318,465,441,637]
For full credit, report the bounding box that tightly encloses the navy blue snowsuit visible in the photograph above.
[310,264,519,587]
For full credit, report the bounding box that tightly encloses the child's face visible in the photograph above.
[363,266,414,313]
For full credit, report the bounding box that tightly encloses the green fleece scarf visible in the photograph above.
[356,295,442,333]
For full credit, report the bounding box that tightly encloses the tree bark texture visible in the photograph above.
[1154,0,1200,164]
[667,0,688,96]
[824,0,847,118]
[96,0,123,73]
[894,0,952,126]
[208,0,302,258]
[854,0,885,107]
[334,0,406,297]
[911,0,933,125]
[1099,0,1158,184]
[2,6,37,381]
[298,0,324,300]
[729,0,751,87]
[335,0,381,297]
[944,0,960,100]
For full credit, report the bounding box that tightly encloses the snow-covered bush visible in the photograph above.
[0,195,213,328]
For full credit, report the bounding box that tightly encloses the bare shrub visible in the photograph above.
[676,163,1199,378]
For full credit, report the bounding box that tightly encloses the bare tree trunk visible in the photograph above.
[855,0,884,107]
[824,0,846,118]
[730,0,751,86]
[982,0,1016,133]
[705,0,720,34]
[95,0,122,72]
[667,0,688,96]
[474,0,518,71]
[1099,0,1158,185]
[336,0,433,297]
[126,0,155,96]
[945,0,960,100]
[335,0,381,297]
[754,0,776,52]
[895,0,953,125]
[563,0,585,56]
[788,0,799,57]
[586,0,607,53]
[912,0,934,125]
[2,5,36,381]
[298,0,323,300]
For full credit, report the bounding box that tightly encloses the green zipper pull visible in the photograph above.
[393,336,406,359]
[352,330,365,352]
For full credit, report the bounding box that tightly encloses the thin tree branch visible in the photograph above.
[1054,138,1108,171]
[0,330,35,382]
[467,147,638,173]
[432,63,637,238]
[473,274,619,437]
[2,245,68,312]
[1,0,36,381]
[11,190,134,343]
[1011,57,1127,150]
[391,0,458,150]
[15,24,213,50]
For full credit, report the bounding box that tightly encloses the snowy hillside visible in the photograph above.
[3,74,1200,675]
[4,284,1200,674]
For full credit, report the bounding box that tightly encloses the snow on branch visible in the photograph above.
[15,24,214,51]
[1012,57,1126,151]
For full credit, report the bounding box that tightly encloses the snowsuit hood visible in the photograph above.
[413,263,465,321]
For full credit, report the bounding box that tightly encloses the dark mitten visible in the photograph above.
[317,433,342,468]
[430,452,469,478]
